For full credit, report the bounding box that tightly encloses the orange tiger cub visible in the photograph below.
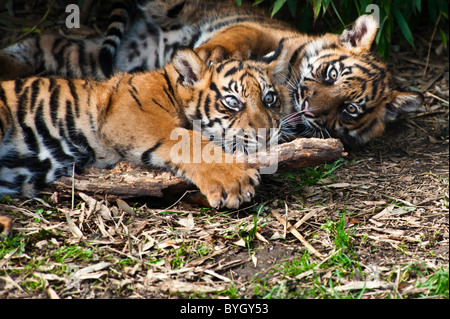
[0,48,289,235]
[195,14,423,146]
[0,0,423,147]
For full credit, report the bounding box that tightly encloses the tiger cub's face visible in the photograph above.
[288,15,423,147]
[174,49,290,154]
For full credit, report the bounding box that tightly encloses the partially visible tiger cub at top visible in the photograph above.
[0,0,423,147]
[0,48,290,213]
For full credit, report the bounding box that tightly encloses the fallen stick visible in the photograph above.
[49,137,346,200]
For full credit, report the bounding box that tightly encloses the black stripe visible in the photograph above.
[224,66,239,78]
[195,91,204,121]
[64,99,96,168]
[129,88,143,109]
[106,25,125,38]
[104,94,114,117]
[48,78,57,92]
[52,39,71,73]
[357,117,378,138]
[17,87,39,154]
[162,70,176,97]
[203,94,211,121]
[49,84,61,127]
[14,79,24,95]
[67,80,80,117]
[257,39,285,64]
[141,140,163,165]
[35,101,74,168]
[78,41,90,78]
[289,42,308,65]
[29,79,41,112]
[89,52,100,77]
[0,85,7,105]
[152,98,171,114]
[167,1,185,18]
[209,82,220,95]
[163,88,176,108]
[370,78,381,101]
[101,38,119,50]
[216,59,236,74]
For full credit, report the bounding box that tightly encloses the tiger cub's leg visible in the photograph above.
[99,51,262,209]
[153,129,260,209]
[101,117,260,209]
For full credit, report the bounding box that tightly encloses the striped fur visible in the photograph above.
[0,48,289,211]
[193,14,424,147]
[99,0,138,77]
[0,0,423,146]
[0,0,262,80]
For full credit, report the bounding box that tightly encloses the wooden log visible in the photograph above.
[49,137,346,200]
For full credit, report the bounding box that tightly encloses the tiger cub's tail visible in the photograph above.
[99,0,138,77]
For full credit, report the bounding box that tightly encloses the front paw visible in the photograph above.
[194,163,260,209]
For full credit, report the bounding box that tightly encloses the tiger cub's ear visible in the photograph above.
[260,44,289,85]
[173,49,206,86]
[384,90,424,122]
[339,15,378,51]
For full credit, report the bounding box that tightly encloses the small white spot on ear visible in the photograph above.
[263,51,275,60]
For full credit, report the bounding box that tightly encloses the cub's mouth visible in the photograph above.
[283,98,330,139]
[300,100,315,118]
[299,100,324,132]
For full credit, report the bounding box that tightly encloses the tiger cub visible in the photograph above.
[0,0,423,148]
[194,13,424,146]
[0,48,289,213]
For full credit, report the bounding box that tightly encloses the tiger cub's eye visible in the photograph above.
[223,95,242,110]
[328,67,338,81]
[263,92,277,106]
[346,104,358,114]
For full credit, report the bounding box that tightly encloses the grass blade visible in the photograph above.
[393,6,415,46]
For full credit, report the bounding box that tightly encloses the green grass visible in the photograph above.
[50,244,96,263]
[399,264,450,298]
[218,283,240,299]
[246,208,365,299]
[321,209,360,273]
[156,241,214,270]
[275,250,315,278]
[281,158,346,188]
[238,205,270,251]
[419,267,449,298]
[0,233,27,259]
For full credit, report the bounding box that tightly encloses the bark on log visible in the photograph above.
[49,138,346,200]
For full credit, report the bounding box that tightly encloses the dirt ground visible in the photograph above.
[0,2,448,300]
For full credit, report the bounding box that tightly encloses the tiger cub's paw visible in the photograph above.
[194,163,260,209]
